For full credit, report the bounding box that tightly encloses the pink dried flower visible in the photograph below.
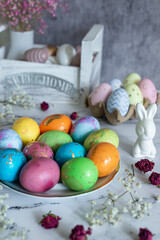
[69,225,92,240]
[41,101,49,111]
[70,112,78,120]
[138,228,153,240]
[135,159,155,173]
[40,211,61,229]
[148,172,160,185]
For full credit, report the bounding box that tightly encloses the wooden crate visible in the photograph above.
[0,24,104,105]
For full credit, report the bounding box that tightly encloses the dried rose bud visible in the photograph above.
[40,101,49,111]
[70,112,78,120]
[135,159,155,173]
[138,228,153,240]
[148,172,160,185]
[40,211,61,229]
[69,225,92,240]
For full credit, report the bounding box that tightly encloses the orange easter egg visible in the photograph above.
[87,142,120,177]
[39,114,72,134]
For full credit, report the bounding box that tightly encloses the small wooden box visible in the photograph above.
[0,24,104,105]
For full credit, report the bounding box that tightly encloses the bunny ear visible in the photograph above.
[136,103,147,120]
[147,103,157,119]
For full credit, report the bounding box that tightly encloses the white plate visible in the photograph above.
[0,165,119,199]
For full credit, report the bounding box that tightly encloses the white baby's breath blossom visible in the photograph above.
[156,195,160,202]
[0,184,28,239]
[86,166,159,226]
[0,86,35,125]
[136,183,142,188]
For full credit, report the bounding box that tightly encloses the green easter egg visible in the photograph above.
[61,157,98,191]
[83,128,119,151]
[125,84,143,106]
[123,73,141,88]
[37,130,73,152]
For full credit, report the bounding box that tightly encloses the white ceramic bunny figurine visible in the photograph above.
[132,103,157,158]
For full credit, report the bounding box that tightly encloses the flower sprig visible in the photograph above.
[0,184,28,240]
[0,87,35,125]
[85,166,160,226]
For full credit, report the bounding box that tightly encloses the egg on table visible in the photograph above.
[39,114,72,134]
[70,116,100,144]
[106,88,130,117]
[37,130,73,152]
[56,44,76,66]
[61,157,98,191]
[110,79,123,91]
[125,83,143,106]
[12,117,40,146]
[0,148,27,181]
[123,73,141,88]
[87,142,120,177]
[0,129,22,150]
[20,157,60,193]
[89,83,112,106]
[24,47,49,63]
[83,128,119,151]
[138,78,157,103]
[23,141,54,160]
[55,142,87,168]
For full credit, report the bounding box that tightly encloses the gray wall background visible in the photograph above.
[35,0,160,89]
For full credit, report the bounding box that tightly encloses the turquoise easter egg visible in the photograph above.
[0,148,27,181]
[55,142,87,168]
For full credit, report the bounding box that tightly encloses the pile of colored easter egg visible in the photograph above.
[87,73,160,125]
[0,113,120,193]
[23,44,82,67]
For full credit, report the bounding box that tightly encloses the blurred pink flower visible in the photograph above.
[138,228,153,240]
[69,225,92,240]
[0,0,68,33]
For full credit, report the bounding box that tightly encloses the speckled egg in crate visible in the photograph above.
[87,73,160,125]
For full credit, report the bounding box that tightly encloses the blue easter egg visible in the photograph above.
[55,142,87,168]
[70,116,100,144]
[106,88,129,116]
[0,129,22,150]
[0,148,27,181]
[110,79,123,91]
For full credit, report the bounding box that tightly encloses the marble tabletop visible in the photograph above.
[0,102,160,240]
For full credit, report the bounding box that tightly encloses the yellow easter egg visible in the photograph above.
[125,84,143,106]
[123,73,141,88]
[12,117,40,146]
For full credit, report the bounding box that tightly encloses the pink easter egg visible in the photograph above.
[70,53,81,67]
[23,141,54,160]
[90,83,112,106]
[138,79,157,103]
[24,47,49,63]
[75,45,81,54]
[20,157,60,193]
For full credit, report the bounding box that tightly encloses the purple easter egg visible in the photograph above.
[23,141,54,160]
[70,116,100,144]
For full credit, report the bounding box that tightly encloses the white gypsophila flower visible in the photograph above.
[122,207,128,213]
[85,167,157,226]
[156,196,160,202]
[111,207,118,216]
[136,183,142,188]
